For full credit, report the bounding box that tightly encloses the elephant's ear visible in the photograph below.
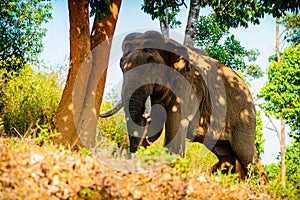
[122,31,165,54]
[165,39,190,72]
[122,32,141,54]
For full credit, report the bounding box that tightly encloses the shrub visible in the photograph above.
[185,142,218,173]
[134,145,190,178]
[98,102,129,150]
[285,140,300,192]
[0,65,62,135]
[264,140,300,199]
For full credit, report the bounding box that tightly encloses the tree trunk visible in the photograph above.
[276,17,286,185]
[184,0,201,47]
[54,0,121,149]
[280,118,286,185]
[76,0,121,148]
[160,7,169,37]
[91,0,122,116]
[54,0,91,148]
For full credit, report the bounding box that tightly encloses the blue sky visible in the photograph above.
[40,0,290,164]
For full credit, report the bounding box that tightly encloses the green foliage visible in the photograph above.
[80,147,91,155]
[263,139,300,199]
[255,111,265,159]
[196,15,263,80]
[142,0,300,34]
[266,179,299,199]
[264,162,280,181]
[264,163,300,198]
[30,122,60,146]
[0,65,62,135]
[185,142,218,173]
[282,14,300,45]
[79,187,101,199]
[99,102,129,150]
[141,0,183,29]
[88,0,113,20]
[285,139,300,190]
[196,15,227,48]
[0,0,52,71]
[135,145,190,178]
[259,44,300,139]
[203,0,300,29]
[212,170,239,187]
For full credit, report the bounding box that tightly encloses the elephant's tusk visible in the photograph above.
[99,100,123,118]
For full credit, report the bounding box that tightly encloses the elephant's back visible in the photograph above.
[188,50,256,139]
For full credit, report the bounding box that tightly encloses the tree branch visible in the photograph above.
[266,115,281,141]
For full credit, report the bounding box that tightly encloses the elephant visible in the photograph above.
[100,31,256,178]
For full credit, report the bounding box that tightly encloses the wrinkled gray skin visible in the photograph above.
[102,31,256,176]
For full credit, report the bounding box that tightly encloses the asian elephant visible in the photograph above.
[100,31,256,178]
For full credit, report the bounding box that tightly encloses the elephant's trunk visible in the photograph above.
[99,100,123,118]
[122,80,153,153]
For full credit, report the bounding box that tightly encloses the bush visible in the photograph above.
[185,142,218,173]
[0,65,62,135]
[134,145,190,178]
[285,140,300,191]
[98,102,129,150]
[264,140,300,199]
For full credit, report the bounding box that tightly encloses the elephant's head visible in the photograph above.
[120,31,189,73]
[100,31,205,153]
[118,31,192,153]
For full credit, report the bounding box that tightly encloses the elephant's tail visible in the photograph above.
[99,100,123,118]
[254,146,269,184]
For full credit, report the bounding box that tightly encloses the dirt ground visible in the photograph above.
[0,137,271,200]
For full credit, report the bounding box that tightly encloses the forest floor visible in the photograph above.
[0,136,272,200]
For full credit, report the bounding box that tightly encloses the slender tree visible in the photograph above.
[260,14,300,185]
[142,0,184,37]
[276,17,286,185]
[260,43,300,185]
[183,0,200,47]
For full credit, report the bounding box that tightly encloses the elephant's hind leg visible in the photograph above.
[210,141,237,174]
[230,131,255,178]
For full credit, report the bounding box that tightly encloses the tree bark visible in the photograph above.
[280,118,286,185]
[184,0,201,47]
[91,0,122,116]
[76,0,122,148]
[54,0,121,149]
[160,7,169,37]
[54,0,91,148]
[276,17,286,186]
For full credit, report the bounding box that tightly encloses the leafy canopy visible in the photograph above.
[88,0,114,20]
[141,0,183,29]
[196,15,263,80]
[0,0,52,71]
[259,44,300,139]
[282,14,300,44]
[141,0,300,31]
[205,0,300,29]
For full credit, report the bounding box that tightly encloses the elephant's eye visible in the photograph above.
[146,56,155,63]
[176,56,184,62]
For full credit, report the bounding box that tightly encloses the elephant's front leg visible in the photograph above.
[164,102,187,157]
[128,101,166,153]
